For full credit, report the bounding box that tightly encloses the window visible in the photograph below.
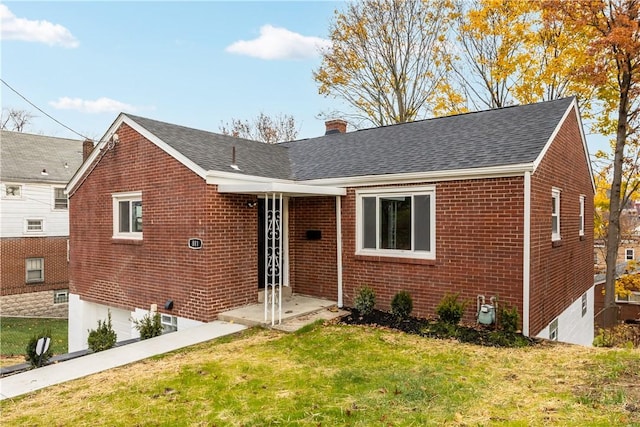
[161,314,178,333]
[626,249,635,261]
[53,187,68,209]
[25,219,43,233]
[617,291,640,304]
[581,293,588,317]
[54,290,69,304]
[551,188,561,241]
[357,187,435,259]
[579,195,585,237]
[549,318,559,341]
[26,258,44,283]
[4,184,22,198]
[112,192,142,239]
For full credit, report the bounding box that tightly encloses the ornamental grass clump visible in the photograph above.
[436,293,467,325]
[354,285,376,316]
[391,291,413,320]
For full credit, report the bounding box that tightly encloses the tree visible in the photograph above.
[219,112,298,144]
[314,0,451,127]
[544,0,640,326]
[438,0,594,114]
[1,108,34,132]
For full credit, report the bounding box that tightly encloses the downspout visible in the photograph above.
[523,171,531,336]
[336,195,343,307]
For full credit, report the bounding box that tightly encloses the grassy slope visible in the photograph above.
[0,317,68,357]
[1,323,639,426]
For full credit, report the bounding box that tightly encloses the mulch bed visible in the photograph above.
[338,308,538,348]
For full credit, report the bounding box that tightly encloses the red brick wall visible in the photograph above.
[1,237,69,296]
[340,178,525,322]
[289,197,338,300]
[529,108,594,335]
[69,123,258,323]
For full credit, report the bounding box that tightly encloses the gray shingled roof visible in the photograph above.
[282,97,575,180]
[1,130,84,183]
[125,97,575,181]
[125,115,292,180]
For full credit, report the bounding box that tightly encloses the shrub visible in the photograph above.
[593,325,640,348]
[133,312,163,340]
[25,331,53,368]
[499,305,520,333]
[354,286,376,315]
[436,293,467,325]
[88,310,117,352]
[391,291,413,320]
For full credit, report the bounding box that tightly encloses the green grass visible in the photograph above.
[0,317,68,357]
[1,323,639,426]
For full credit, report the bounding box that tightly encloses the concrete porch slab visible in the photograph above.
[218,294,345,330]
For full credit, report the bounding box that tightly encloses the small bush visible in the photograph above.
[436,293,467,325]
[133,312,163,340]
[593,325,640,348]
[25,331,53,368]
[391,291,413,320]
[88,310,117,352]
[354,286,376,315]
[499,305,520,333]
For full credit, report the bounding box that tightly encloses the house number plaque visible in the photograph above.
[188,238,203,250]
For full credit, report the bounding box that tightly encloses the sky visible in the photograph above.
[1,1,609,154]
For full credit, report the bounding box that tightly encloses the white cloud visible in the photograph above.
[225,25,330,60]
[49,97,137,114]
[0,5,79,48]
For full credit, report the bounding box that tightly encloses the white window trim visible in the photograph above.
[617,290,640,304]
[625,248,635,261]
[581,292,587,317]
[356,186,436,260]
[24,218,44,234]
[112,191,143,240]
[26,257,44,283]
[161,314,178,333]
[552,188,561,241]
[549,318,559,341]
[579,195,585,237]
[52,186,68,210]
[3,183,23,199]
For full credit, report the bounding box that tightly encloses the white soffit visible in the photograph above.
[217,181,346,197]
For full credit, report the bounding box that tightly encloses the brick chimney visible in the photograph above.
[325,119,347,135]
[83,139,94,161]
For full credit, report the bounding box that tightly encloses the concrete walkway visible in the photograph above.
[0,320,246,401]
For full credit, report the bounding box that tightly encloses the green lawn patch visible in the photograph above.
[1,323,638,425]
[0,317,68,357]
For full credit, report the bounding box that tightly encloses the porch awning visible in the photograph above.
[217,182,346,197]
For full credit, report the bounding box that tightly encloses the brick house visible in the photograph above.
[0,130,83,317]
[66,97,595,350]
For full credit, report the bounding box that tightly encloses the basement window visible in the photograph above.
[112,192,142,239]
[54,290,69,304]
[161,314,178,333]
[549,318,559,341]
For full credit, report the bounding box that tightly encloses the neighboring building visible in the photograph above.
[67,97,595,351]
[1,130,83,317]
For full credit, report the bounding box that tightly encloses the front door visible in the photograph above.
[257,197,283,289]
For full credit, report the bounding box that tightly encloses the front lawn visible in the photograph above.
[0,317,68,365]
[1,322,638,425]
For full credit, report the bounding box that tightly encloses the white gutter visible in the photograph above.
[523,171,531,336]
[336,196,343,307]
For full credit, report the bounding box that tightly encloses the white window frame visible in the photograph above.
[161,314,178,333]
[3,183,22,199]
[579,195,585,237]
[53,186,68,210]
[356,186,436,260]
[26,258,44,283]
[112,191,143,240]
[581,293,587,317]
[24,218,44,233]
[54,290,69,304]
[625,248,635,261]
[551,188,561,241]
[617,291,640,304]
